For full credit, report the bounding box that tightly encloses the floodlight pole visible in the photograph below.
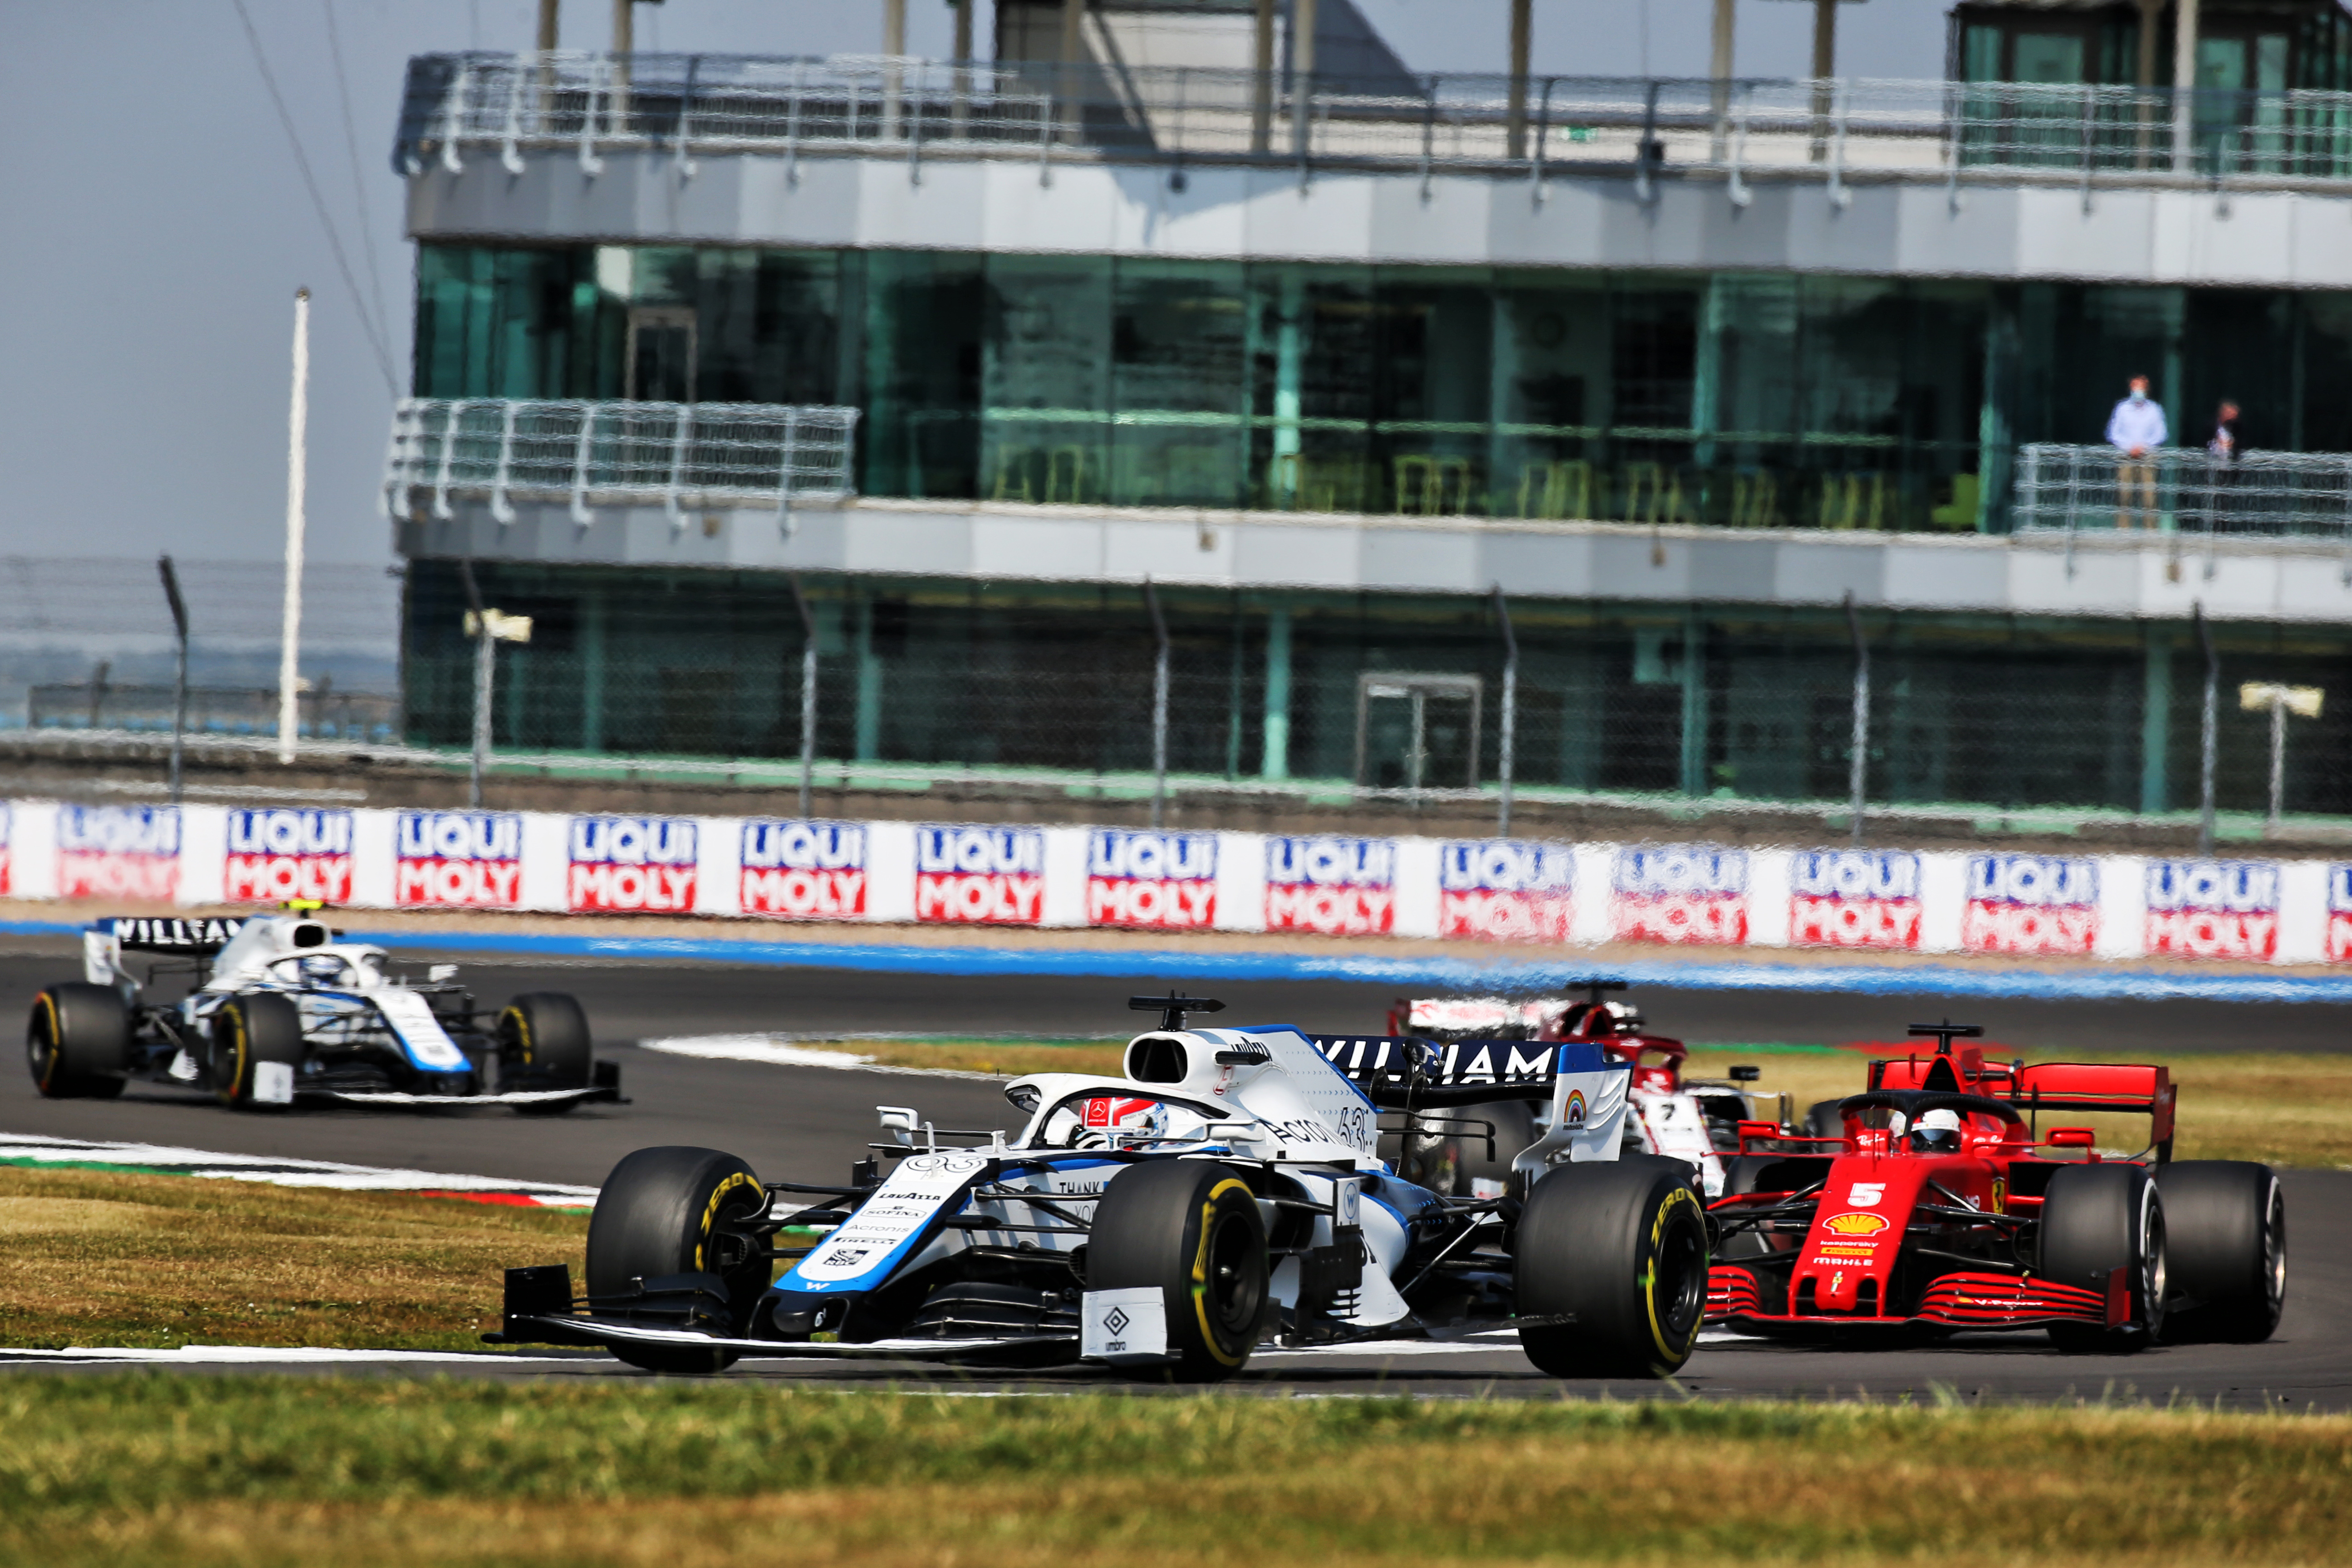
[2196,601,2218,856]
[1145,577,1170,830]
[459,559,491,809]
[1845,591,1870,847]
[158,556,190,805]
[790,573,818,819]
[1493,584,1518,837]
[277,287,310,766]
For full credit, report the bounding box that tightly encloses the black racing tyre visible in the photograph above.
[206,993,305,1110]
[498,992,593,1109]
[2039,1162,2167,1351]
[585,1146,767,1374]
[1515,1155,1709,1379]
[1085,1159,1268,1382]
[2156,1161,2286,1344]
[1452,1099,1541,1197]
[26,983,130,1099]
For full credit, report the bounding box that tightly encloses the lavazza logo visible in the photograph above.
[741,820,867,919]
[1439,839,1574,944]
[1087,829,1216,930]
[58,805,180,902]
[396,811,524,908]
[1264,837,1396,936]
[1964,854,2099,955]
[1611,844,1749,946]
[225,809,354,904]
[2144,859,2279,960]
[1790,849,1921,950]
[915,825,1044,925]
[567,817,699,912]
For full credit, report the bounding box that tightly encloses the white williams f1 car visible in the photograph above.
[489,995,1711,1382]
[28,914,620,1111]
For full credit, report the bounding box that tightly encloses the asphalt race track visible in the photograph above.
[0,936,2345,1408]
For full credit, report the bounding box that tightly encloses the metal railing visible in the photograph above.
[2012,443,2352,546]
[27,681,397,742]
[382,398,861,525]
[394,53,2352,196]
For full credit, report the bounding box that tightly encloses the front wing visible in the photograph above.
[1707,1264,2127,1331]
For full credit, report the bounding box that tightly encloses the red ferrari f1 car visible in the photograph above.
[1706,1023,2286,1348]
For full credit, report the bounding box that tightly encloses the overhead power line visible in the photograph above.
[226,0,402,399]
[320,0,394,363]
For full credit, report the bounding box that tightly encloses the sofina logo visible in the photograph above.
[915,824,1045,925]
[2145,859,2280,961]
[396,812,524,908]
[224,809,354,904]
[1438,839,1573,944]
[58,805,180,902]
[1790,849,1921,951]
[567,817,698,912]
[1264,837,1396,936]
[1964,854,2098,956]
[1611,844,1749,946]
[1087,830,1216,930]
[741,820,867,919]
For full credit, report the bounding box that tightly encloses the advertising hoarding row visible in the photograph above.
[10,800,2350,963]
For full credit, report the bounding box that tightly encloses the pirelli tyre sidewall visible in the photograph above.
[1515,1156,1709,1380]
[498,992,593,1089]
[26,983,130,1100]
[1087,1159,1268,1382]
[2039,1161,2167,1350]
[207,992,305,1110]
[585,1146,767,1375]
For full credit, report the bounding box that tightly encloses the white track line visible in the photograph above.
[0,1133,596,1206]
[0,1345,586,1366]
[641,1034,1005,1080]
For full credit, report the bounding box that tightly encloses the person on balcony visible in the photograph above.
[2106,376,2168,529]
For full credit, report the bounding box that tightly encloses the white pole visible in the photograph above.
[277,287,311,765]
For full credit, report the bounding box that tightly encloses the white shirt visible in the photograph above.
[2107,397,2168,451]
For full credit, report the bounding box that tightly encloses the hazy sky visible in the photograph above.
[0,1,1946,569]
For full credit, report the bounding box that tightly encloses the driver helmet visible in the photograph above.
[1911,1107,1964,1154]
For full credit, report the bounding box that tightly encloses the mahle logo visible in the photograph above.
[1823,1211,1890,1237]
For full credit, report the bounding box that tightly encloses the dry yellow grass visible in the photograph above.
[0,1382,2347,1568]
[0,1165,584,1351]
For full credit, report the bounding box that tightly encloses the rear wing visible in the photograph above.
[1871,1047,2175,1152]
[1313,1034,1558,1107]
[83,916,249,985]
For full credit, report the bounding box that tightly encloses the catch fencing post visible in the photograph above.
[1493,584,1518,837]
[2238,681,2325,836]
[278,287,310,766]
[791,573,818,819]
[2196,601,2218,855]
[1145,577,1170,829]
[460,561,492,808]
[1845,591,1870,846]
[158,556,189,805]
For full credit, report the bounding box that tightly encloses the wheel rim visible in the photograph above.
[2263,1185,2288,1313]
[1205,1205,1264,1339]
[2140,1188,2167,1331]
[27,1014,55,1089]
[1654,1211,1708,1347]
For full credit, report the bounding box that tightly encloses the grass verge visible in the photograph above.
[0,1166,584,1352]
[1,1378,2347,1567]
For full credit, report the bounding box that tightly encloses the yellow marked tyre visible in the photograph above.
[25,984,130,1100]
[585,1146,767,1375]
[1089,1159,1269,1382]
[1514,1155,1709,1380]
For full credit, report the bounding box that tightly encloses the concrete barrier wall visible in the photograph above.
[12,800,2349,965]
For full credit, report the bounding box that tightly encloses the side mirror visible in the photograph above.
[877,1105,921,1146]
[428,964,460,983]
[2046,1127,2097,1149]
[1730,1064,1761,1083]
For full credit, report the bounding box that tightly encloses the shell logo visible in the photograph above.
[1562,1089,1588,1127]
[1824,1211,1890,1237]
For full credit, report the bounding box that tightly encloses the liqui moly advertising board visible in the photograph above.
[58,805,179,902]
[225,809,354,904]
[1612,844,1749,945]
[1963,854,2099,956]
[2145,859,2280,960]
[915,824,1045,925]
[2331,867,2352,962]
[1438,839,1574,943]
[1087,830,1216,930]
[567,817,698,913]
[741,820,867,919]
[1264,837,1396,936]
[1790,849,1921,950]
[396,812,524,908]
